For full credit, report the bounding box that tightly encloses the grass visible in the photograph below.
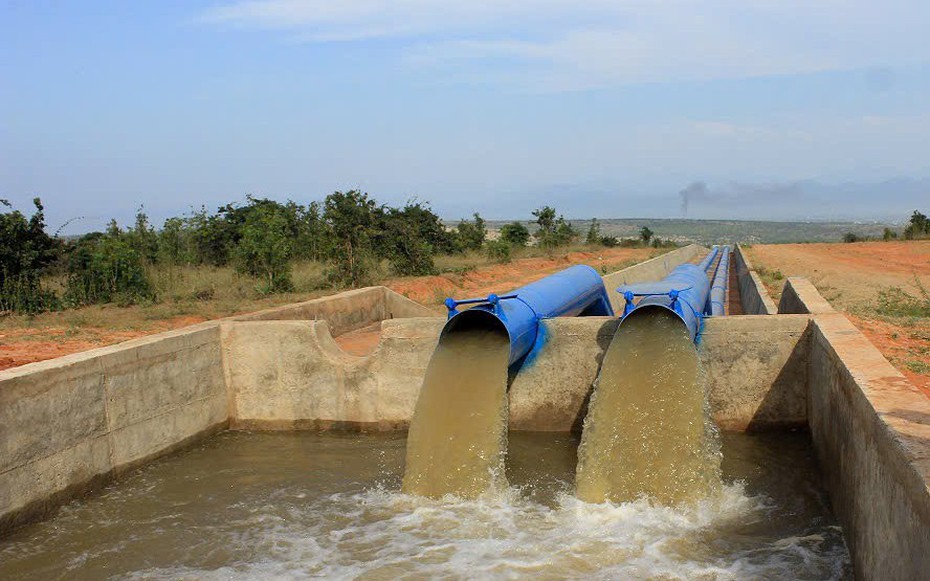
[753,265,786,300]
[1,245,664,339]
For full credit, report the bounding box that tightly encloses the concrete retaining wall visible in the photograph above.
[602,244,705,312]
[0,284,433,534]
[733,245,778,315]
[222,318,444,430]
[0,324,227,533]
[226,315,811,433]
[234,286,435,334]
[778,277,835,315]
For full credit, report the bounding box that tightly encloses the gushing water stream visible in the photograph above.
[402,327,511,498]
[577,308,721,504]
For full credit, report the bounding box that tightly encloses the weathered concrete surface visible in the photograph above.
[602,244,705,313]
[234,286,435,335]
[779,277,835,315]
[809,312,930,580]
[0,324,227,534]
[226,315,811,433]
[733,245,778,315]
[223,318,444,430]
[701,315,811,430]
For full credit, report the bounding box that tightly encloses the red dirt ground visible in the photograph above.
[0,316,208,371]
[746,241,930,397]
[0,248,657,370]
[385,247,656,308]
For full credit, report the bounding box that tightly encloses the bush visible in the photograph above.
[499,221,530,247]
[532,206,577,248]
[876,277,930,318]
[65,229,155,306]
[232,203,294,293]
[600,235,619,248]
[486,240,512,263]
[0,198,61,313]
[843,232,861,243]
[323,190,380,287]
[455,213,487,252]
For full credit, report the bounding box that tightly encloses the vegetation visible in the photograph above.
[904,210,930,240]
[499,221,530,247]
[5,194,669,316]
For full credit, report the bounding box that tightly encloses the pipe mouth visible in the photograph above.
[621,304,689,332]
[440,308,510,344]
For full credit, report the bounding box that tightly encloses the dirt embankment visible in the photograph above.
[746,241,930,396]
[386,247,657,308]
[0,247,658,371]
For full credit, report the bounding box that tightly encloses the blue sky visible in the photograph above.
[2,1,929,233]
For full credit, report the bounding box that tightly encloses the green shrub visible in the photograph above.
[232,204,294,293]
[0,198,61,313]
[486,240,512,263]
[65,229,155,306]
[499,221,530,247]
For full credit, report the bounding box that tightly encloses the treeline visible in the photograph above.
[843,210,930,243]
[0,192,652,314]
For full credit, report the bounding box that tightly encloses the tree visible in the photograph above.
[486,240,511,263]
[65,225,155,306]
[380,202,446,276]
[883,227,898,241]
[639,226,654,246]
[455,213,487,251]
[322,190,380,287]
[843,232,860,243]
[533,206,576,248]
[585,219,601,246]
[499,221,530,247]
[904,210,929,240]
[233,203,294,293]
[0,198,60,313]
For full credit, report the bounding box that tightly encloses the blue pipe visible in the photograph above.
[616,262,712,343]
[442,265,614,366]
[707,246,731,316]
[697,245,720,273]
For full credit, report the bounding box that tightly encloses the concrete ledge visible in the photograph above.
[733,245,778,315]
[779,277,835,315]
[0,325,227,535]
[232,286,436,334]
[226,315,812,434]
[602,244,705,313]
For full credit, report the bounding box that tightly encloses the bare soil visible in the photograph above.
[745,241,930,396]
[1,246,659,370]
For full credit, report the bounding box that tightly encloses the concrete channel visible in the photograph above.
[2,244,929,579]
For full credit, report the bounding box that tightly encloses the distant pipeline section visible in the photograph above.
[615,245,728,342]
[442,265,614,366]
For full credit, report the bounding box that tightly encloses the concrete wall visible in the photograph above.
[222,318,444,430]
[0,324,227,534]
[0,284,433,534]
[226,315,811,433]
[733,245,778,315]
[234,286,436,335]
[778,277,835,315]
[773,276,930,580]
[602,244,705,312]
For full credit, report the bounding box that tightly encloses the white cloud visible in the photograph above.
[201,1,930,88]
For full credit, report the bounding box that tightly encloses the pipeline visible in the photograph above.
[706,245,731,316]
[442,265,614,366]
[697,245,720,273]
[616,248,719,342]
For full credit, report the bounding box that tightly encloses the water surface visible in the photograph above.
[0,431,850,580]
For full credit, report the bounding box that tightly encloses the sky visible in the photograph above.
[2,1,930,233]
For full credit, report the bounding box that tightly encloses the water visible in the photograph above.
[0,431,850,580]
[577,309,721,505]
[402,328,511,498]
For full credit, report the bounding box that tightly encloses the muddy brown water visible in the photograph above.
[0,431,849,579]
[576,309,721,505]
[402,327,511,498]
